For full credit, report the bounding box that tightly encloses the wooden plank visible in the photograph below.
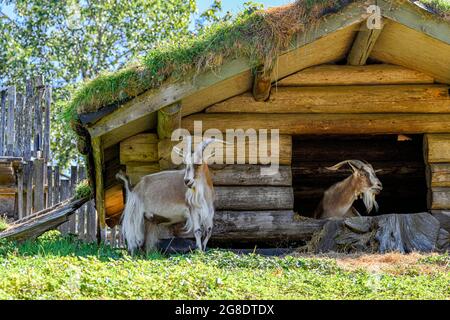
[252,66,271,101]
[53,166,60,205]
[59,179,70,234]
[46,166,53,207]
[6,86,16,156]
[120,133,159,164]
[276,64,435,87]
[92,137,106,228]
[427,164,450,187]
[77,167,87,238]
[210,165,292,186]
[14,93,24,157]
[23,79,33,161]
[428,187,450,210]
[24,162,33,216]
[424,134,450,163]
[157,103,181,139]
[87,199,97,242]
[0,90,6,155]
[43,86,51,161]
[215,186,293,210]
[32,158,45,213]
[68,166,77,234]
[17,165,24,219]
[206,85,450,114]
[105,184,124,223]
[183,113,450,135]
[370,20,450,84]
[34,76,44,157]
[347,19,385,65]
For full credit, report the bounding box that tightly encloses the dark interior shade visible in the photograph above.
[292,135,427,217]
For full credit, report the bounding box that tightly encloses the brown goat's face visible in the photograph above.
[355,164,383,194]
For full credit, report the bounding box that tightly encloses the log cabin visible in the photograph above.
[69,0,450,250]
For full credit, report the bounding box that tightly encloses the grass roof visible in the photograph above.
[66,0,450,122]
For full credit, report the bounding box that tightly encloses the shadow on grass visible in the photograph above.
[0,230,167,262]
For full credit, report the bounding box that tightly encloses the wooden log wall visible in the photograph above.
[425,134,450,211]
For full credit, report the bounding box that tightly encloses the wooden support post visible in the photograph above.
[92,137,106,228]
[43,86,51,161]
[157,103,181,170]
[24,162,33,216]
[46,166,53,207]
[24,79,33,161]
[252,66,271,101]
[347,19,385,66]
[34,75,44,157]
[14,93,24,157]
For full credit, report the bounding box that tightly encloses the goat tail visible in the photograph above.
[121,191,145,254]
[116,170,132,195]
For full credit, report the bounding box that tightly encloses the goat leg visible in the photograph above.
[191,211,203,251]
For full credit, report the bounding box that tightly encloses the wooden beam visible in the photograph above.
[206,85,450,114]
[277,64,435,86]
[92,137,106,228]
[119,133,158,165]
[347,19,385,65]
[427,164,450,187]
[370,21,450,84]
[126,162,160,185]
[252,67,271,101]
[157,103,181,139]
[215,186,293,210]
[210,165,292,186]
[183,113,450,135]
[424,134,450,163]
[428,187,450,210]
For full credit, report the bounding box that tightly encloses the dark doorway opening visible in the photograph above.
[292,135,427,217]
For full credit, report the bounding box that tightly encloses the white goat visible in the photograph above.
[314,160,383,219]
[116,136,217,253]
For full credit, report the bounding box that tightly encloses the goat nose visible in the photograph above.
[185,179,194,187]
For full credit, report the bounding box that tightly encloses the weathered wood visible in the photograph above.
[34,76,44,157]
[428,187,450,210]
[311,213,449,253]
[370,20,450,84]
[0,90,6,155]
[427,164,450,187]
[16,165,24,219]
[33,158,45,212]
[210,165,292,186]
[424,134,450,163]
[92,137,106,228]
[87,199,97,242]
[68,166,78,233]
[157,103,181,139]
[0,197,89,242]
[158,139,180,170]
[105,184,124,227]
[252,67,271,101]
[46,166,53,207]
[6,86,16,156]
[276,64,434,86]
[77,167,87,238]
[347,19,385,65]
[206,85,450,114]
[23,79,33,161]
[120,133,159,164]
[14,93,24,157]
[215,186,293,210]
[43,86,51,161]
[24,162,33,216]
[183,113,450,135]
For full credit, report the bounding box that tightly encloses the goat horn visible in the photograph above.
[326,160,365,171]
[198,138,228,152]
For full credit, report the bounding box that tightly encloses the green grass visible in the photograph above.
[0,231,448,299]
[0,216,9,232]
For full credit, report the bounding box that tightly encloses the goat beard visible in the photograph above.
[362,188,379,214]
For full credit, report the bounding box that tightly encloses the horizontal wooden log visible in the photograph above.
[215,186,293,211]
[276,64,435,87]
[424,134,450,163]
[183,113,450,135]
[161,211,326,242]
[120,133,159,164]
[427,164,450,187]
[210,165,292,186]
[206,85,450,113]
[347,19,384,66]
[428,187,450,210]
[105,184,124,225]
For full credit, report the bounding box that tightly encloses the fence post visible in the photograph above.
[6,86,16,156]
[33,158,45,212]
[14,93,24,157]
[0,90,6,155]
[24,162,33,216]
[43,86,51,161]
[17,164,24,219]
[24,80,33,161]
[33,76,44,158]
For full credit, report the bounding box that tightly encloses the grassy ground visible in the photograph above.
[0,231,448,300]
